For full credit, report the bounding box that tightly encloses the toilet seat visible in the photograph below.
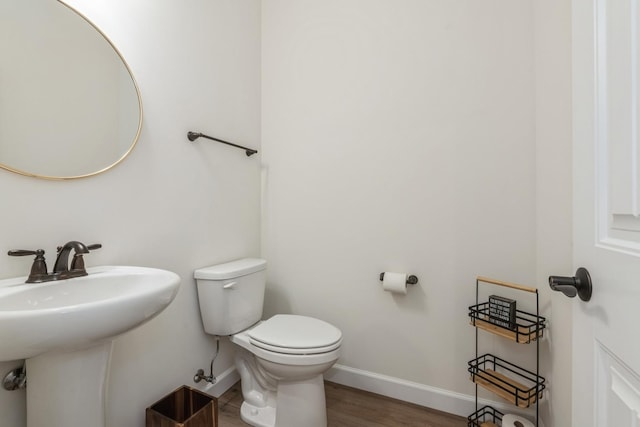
[231,315,342,366]
[249,339,341,355]
[248,314,342,355]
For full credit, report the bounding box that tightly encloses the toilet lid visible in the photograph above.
[248,314,342,355]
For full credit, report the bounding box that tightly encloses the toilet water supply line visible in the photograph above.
[194,336,220,384]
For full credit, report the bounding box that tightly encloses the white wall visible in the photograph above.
[0,1,574,426]
[534,1,573,426]
[262,0,544,417]
[0,0,261,426]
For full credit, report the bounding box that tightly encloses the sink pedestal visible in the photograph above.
[26,341,113,427]
[0,265,181,426]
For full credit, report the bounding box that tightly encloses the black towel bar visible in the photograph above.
[187,131,258,157]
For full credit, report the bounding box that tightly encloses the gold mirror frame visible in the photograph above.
[0,0,143,180]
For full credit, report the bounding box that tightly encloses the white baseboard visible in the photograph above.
[194,366,240,398]
[325,364,522,419]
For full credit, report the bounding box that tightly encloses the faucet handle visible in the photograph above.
[8,249,43,257]
[69,243,101,272]
[8,249,49,283]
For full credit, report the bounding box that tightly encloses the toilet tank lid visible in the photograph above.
[194,258,267,280]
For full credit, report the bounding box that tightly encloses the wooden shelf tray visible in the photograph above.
[467,405,503,427]
[468,354,545,409]
[469,302,545,344]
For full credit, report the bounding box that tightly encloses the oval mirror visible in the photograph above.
[0,0,142,180]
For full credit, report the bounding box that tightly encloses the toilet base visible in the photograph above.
[274,375,327,427]
[239,373,328,427]
[240,402,276,427]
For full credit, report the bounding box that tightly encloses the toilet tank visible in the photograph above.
[194,258,267,336]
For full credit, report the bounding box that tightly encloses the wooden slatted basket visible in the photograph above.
[146,385,217,427]
[468,301,546,344]
[468,354,545,408]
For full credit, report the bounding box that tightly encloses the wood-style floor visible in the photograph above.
[218,381,466,427]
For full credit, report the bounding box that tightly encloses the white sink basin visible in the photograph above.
[0,265,180,427]
[0,265,180,361]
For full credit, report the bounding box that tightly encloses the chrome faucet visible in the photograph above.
[8,241,102,283]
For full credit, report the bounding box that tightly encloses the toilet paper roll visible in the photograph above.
[382,272,408,295]
[502,414,534,427]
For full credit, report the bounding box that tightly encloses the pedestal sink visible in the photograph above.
[0,265,181,427]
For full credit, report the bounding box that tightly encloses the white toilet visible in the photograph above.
[194,258,342,427]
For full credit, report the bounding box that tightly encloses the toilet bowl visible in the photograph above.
[231,315,341,427]
[194,259,342,427]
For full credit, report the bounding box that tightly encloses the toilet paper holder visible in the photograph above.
[379,272,418,285]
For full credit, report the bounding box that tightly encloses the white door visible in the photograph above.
[573,0,640,426]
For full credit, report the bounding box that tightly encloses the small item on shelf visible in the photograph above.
[488,295,516,330]
[502,413,535,427]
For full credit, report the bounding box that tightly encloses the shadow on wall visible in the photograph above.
[264,284,292,318]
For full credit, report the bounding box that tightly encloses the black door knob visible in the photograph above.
[548,267,592,302]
